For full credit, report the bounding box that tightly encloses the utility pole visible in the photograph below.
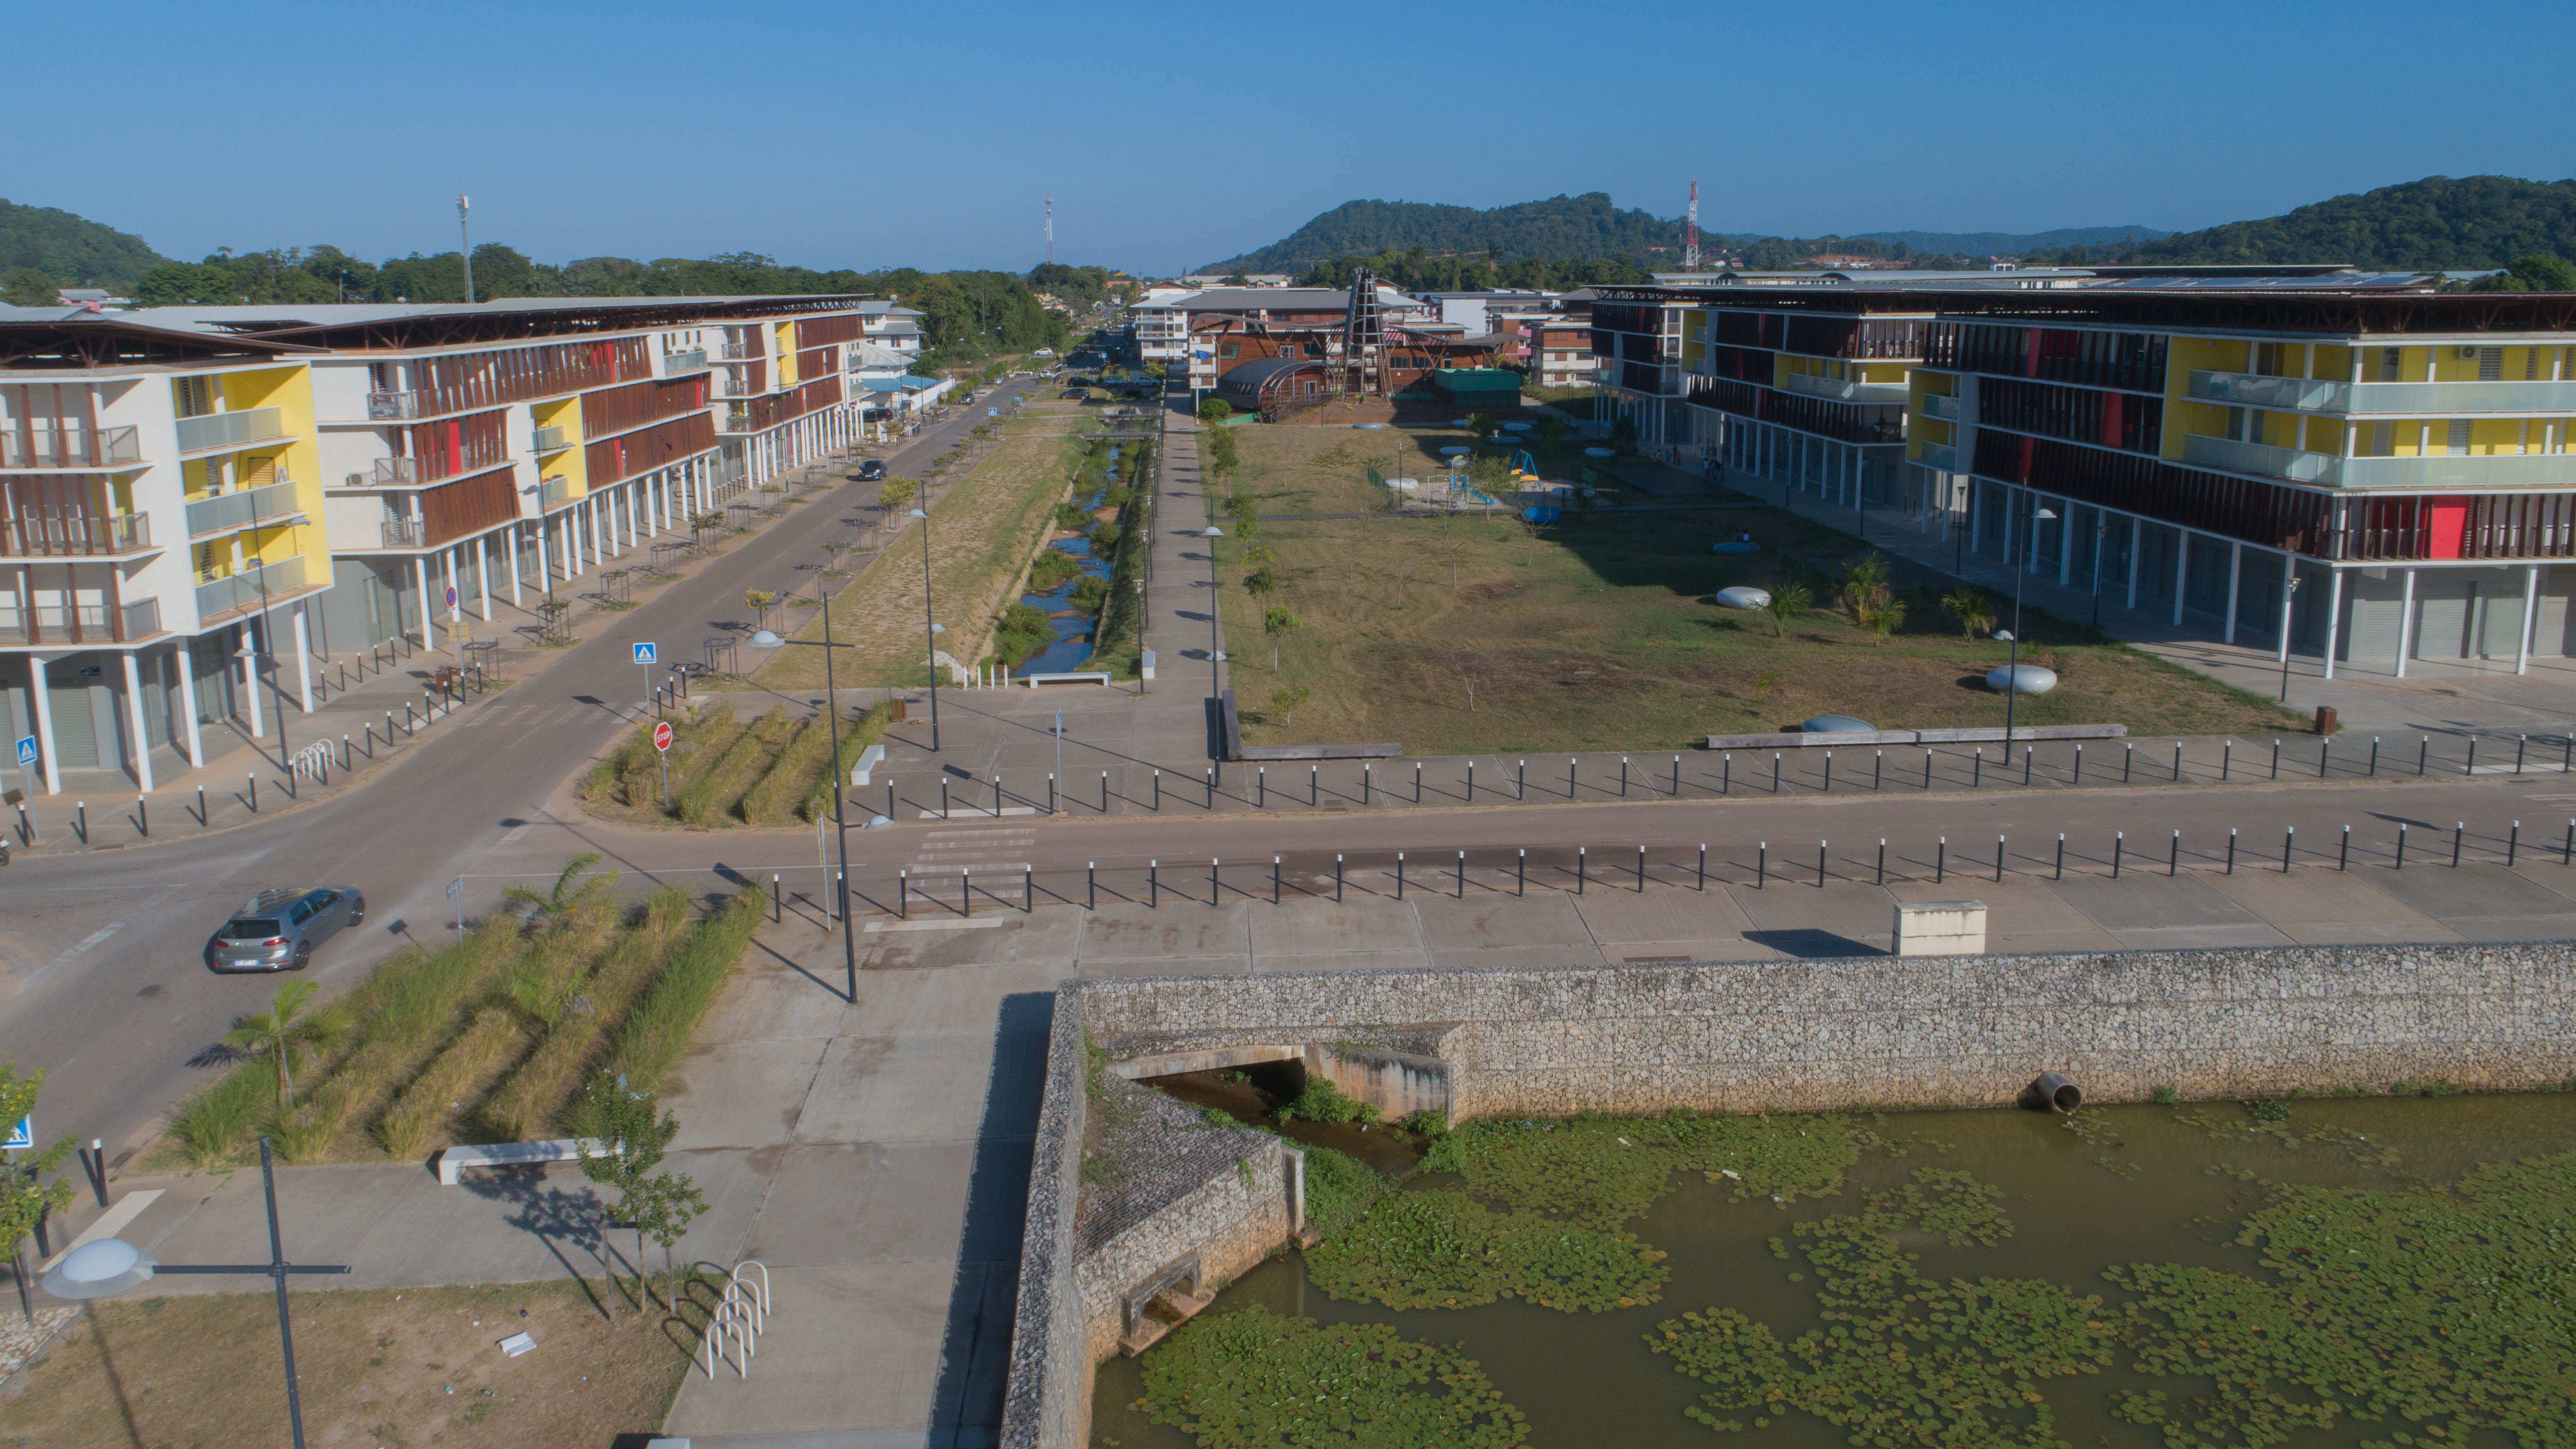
[457,195,473,304]
[1684,180,1700,273]
[1045,195,1054,267]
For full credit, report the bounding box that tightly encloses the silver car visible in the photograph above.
[204,887,365,973]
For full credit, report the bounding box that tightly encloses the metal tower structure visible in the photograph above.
[1044,196,1053,265]
[1683,180,1700,273]
[1342,267,1386,394]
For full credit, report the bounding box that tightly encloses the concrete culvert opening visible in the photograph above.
[2022,1071,2083,1113]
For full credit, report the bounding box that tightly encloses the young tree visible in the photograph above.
[1268,685,1311,726]
[1535,414,1569,450]
[1941,587,1998,643]
[1262,605,1300,668]
[1763,583,1814,638]
[1242,565,1279,599]
[1,1063,76,1322]
[1465,411,1499,445]
[743,589,778,629]
[876,477,919,511]
[1197,395,1232,424]
[572,1070,704,1313]
[220,981,352,1108]
[503,851,618,931]
[1610,415,1640,455]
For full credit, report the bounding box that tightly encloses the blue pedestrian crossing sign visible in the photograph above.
[3,1116,29,1151]
[13,735,33,767]
[633,642,657,664]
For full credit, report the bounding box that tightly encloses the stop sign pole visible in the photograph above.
[654,720,674,807]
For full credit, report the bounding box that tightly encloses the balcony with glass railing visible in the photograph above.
[381,517,425,548]
[0,425,142,470]
[1780,372,1911,406]
[2189,370,2576,415]
[367,390,426,420]
[195,555,308,621]
[185,480,306,539]
[719,342,757,361]
[2,512,152,558]
[2182,433,2344,485]
[174,406,289,455]
[122,597,162,638]
[2339,452,2576,490]
[531,424,576,453]
[1,597,162,642]
[1918,392,1961,422]
[656,348,710,378]
[1918,441,1959,472]
[539,476,576,509]
[371,456,423,485]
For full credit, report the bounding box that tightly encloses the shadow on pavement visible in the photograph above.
[929,989,1053,1442]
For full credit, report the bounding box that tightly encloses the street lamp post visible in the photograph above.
[749,617,861,1002]
[2090,517,2108,629]
[45,1137,346,1449]
[1997,503,2057,743]
[909,506,939,750]
[2280,573,2304,702]
[1202,524,1225,784]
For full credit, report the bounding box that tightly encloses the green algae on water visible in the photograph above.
[1304,1191,1669,1313]
[1132,1304,1529,1448]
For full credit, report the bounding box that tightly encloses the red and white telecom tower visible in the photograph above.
[1684,180,1701,272]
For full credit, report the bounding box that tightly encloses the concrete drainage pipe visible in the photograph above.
[2022,1072,2083,1113]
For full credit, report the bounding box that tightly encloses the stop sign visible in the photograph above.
[653,721,674,753]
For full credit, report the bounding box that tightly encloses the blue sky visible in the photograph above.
[19,0,2568,277]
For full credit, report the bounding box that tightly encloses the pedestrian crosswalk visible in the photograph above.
[907,825,1035,875]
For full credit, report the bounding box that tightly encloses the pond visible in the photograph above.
[1092,1088,2576,1449]
[1015,452,1117,675]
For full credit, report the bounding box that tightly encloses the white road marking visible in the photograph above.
[864,917,1008,933]
[42,1189,163,1271]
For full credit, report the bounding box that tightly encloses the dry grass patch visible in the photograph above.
[757,434,1079,687]
[0,1279,709,1449]
[1215,505,2304,754]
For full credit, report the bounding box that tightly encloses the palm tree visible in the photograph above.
[221,980,350,1107]
[503,852,618,932]
[1942,587,1997,643]
[1764,584,1813,638]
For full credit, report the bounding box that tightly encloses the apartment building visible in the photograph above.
[857,301,926,358]
[2,294,870,794]
[1,310,333,793]
[1592,276,2576,670]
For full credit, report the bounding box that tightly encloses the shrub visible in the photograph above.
[1278,1075,1379,1126]
[168,1065,269,1168]
[1300,1144,1386,1240]
[600,891,765,1092]
[677,706,786,824]
[739,714,833,826]
[487,889,693,1140]
[2149,1084,2180,1106]
[375,1008,520,1156]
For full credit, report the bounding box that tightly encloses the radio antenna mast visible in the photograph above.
[1683,180,1700,273]
[1045,196,1054,266]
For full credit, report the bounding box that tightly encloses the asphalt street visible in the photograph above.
[0,377,1040,1166]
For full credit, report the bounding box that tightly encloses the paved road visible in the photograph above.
[0,378,1042,1167]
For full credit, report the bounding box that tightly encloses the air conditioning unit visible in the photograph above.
[2458,346,2479,359]
[345,472,364,486]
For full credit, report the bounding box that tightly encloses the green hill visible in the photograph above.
[2043,175,2576,269]
[1204,193,1679,273]
[0,200,168,291]
[1853,225,2170,256]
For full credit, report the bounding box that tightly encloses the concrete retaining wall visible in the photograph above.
[1704,723,2129,751]
[1001,939,2576,1447]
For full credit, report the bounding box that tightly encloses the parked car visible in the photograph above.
[204,887,365,973]
[855,459,887,480]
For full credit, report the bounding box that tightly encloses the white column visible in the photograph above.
[2127,517,2143,610]
[2172,532,2189,626]
[174,641,205,768]
[291,605,314,712]
[507,524,522,608]
[2224,543,2242,645]
[2518,563,2540,675]
[241,624,265,738]
[414,555,436,646]
[121,650,155,792]
[2322,566,2344,680]
[2397,566,2417,678]
[474,534,492,620]
[26,655,59,795]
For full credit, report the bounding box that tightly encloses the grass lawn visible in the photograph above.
[756,433,1078,688]
[1213,496,2305,755]
[0,1278,711,1448]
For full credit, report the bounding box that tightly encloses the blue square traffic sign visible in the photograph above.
[14,736,33,767]
[3,1116,30,1151]
[633,642,657,664]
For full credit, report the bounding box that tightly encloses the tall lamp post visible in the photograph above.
[2279,573,2303,702]
[750,610,861,1001]
[1202,524,1225,784]
[908,506,940,750]
[46,1137,346,1449]
[1996,503,2057,743]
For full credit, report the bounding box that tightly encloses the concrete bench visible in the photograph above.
[1019,671,1113,687]
[436,1138,603,1185]
[848,743,886,787]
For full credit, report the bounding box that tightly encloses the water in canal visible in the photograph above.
[1015,447,1118,674]
[1091,1091,2576,1449]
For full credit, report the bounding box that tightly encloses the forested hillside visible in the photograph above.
[2029,175,2576,269]
[0,199,167,291]
[1207,194,1677,273]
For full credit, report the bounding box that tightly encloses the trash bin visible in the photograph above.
[2313,705,2338,736]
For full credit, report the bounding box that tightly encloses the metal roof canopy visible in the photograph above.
[132,294,873,352]
[0,315,322,370]
[1593,284,2576,335]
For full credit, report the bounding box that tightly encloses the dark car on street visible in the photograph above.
[855,459,887,480]
[204,887,365,973]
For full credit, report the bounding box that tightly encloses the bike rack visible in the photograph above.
[693,1258,774,1378]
